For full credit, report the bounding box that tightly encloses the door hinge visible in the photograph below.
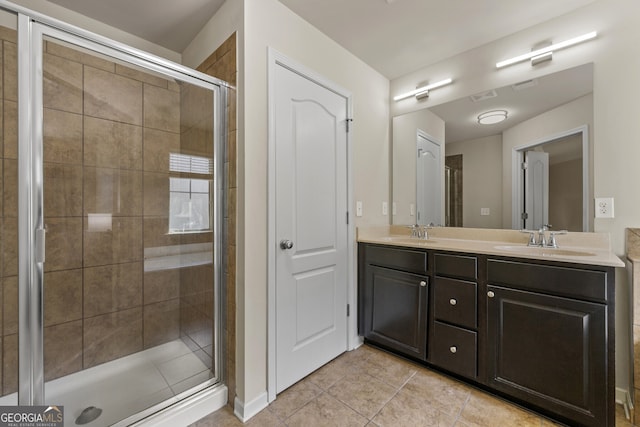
[346,118,353,133]
[347,304,350,317]
[346,211,349,224]
[521,162,528,170]
[521,212,529,220]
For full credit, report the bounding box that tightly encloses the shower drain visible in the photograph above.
[75,406,103,425]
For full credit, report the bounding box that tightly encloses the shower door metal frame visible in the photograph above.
[5,0,229,415]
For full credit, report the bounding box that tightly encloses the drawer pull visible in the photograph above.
[420,281,427,287]
[487,291,495,298]
[450,346,457,354]
[449,298,457,306]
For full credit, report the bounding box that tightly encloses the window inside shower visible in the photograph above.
[0,7,226,426]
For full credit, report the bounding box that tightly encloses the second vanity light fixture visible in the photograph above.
[496,31,598,68]
[393,78,453,102]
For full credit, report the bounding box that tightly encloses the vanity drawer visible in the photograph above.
[431,321,477,379]
[488,259,608,303]
[435,253,477,280]
[434,277,477,329]
[365,244,428,274]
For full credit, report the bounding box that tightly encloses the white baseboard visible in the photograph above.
[616,387,633,420]
[234,391,269,422]
[130,385,228,427]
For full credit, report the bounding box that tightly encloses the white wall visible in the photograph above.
[502,94,593,229]
[446,135,503,228]
[392,109,444,225]
[391,0,639,394]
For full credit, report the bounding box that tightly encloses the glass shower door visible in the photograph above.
[33,25,223,426]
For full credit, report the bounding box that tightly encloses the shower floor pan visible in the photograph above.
[0,339,212,427]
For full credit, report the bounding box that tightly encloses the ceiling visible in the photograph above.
[277,0,597,79]
[46,0,226,52]
[44,0,596,79]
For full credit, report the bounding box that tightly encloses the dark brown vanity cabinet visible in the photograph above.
[358,243,616,427]
[358,244,429,360]
[487,259,614,427]
[431,254,478,379]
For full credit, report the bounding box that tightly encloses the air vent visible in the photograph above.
[512,79,538,91]
[469,90,497,103]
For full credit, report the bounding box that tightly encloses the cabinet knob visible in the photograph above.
[449,298,457,306]
[420,281,427,287]
[487,291,495,298]
[450,346,457,354]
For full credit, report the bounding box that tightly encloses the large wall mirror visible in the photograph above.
[392,63,593,231]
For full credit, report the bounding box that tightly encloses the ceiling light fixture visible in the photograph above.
[496,31,597,68]
[478,110,508,125]
[393,78,453,102]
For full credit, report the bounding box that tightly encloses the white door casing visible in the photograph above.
[269,51,350,396]
[416,131,442,226]
[524,151,549,230]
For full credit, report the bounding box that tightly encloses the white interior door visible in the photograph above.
[524,151,549,230]
[416,132,442,226]
[274,62,348,393]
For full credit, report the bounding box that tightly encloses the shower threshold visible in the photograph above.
[0,339,213,427]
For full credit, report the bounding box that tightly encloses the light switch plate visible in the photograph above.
[382,202,388,216]
[356,201,363,217]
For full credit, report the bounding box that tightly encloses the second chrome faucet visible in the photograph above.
[521,225,568,248]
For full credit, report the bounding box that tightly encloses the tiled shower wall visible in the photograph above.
[0,27,218,395]
[196,33,237,404]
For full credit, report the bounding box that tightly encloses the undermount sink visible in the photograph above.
[494,245,596,257]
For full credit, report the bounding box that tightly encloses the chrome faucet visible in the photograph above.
[520,225,568,248]
[409,224,430,239]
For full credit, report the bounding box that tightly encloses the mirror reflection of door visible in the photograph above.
[416,131,442,225]
[523,151,549,230]
[521,133,584,231]
[445,155,463,227]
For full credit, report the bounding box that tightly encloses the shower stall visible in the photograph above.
[0,2,227,426]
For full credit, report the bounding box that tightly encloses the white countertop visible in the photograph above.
[357,226,625,268]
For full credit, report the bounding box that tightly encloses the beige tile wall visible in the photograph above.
[0,28,221,396]
[196,32,237,405]
[627,228,640,424]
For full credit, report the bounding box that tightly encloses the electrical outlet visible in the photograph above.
[356,201,363,217]
[481,208,490,216]
[410,204,415,216]
[595,197,614,218]
[382,202,388,216]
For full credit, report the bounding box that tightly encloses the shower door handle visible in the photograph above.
[280,240,294,250]
[35,227,46,263]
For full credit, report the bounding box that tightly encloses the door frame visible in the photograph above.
[267,48,354,402]
[511,125,589,231]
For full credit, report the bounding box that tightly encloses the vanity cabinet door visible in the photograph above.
[487,285,607,427]
[362,265,428,360]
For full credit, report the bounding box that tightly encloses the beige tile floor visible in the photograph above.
[192,344,634,427]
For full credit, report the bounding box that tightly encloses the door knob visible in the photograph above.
[280,240,294,250]
[450,346,457,354]
[419,281,427,287]
[487,291,495,298]
[449,298,457,306]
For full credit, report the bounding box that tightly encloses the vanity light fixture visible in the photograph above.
[478,110,508,125]
[393,78,453,102]
[496,31,597,68]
